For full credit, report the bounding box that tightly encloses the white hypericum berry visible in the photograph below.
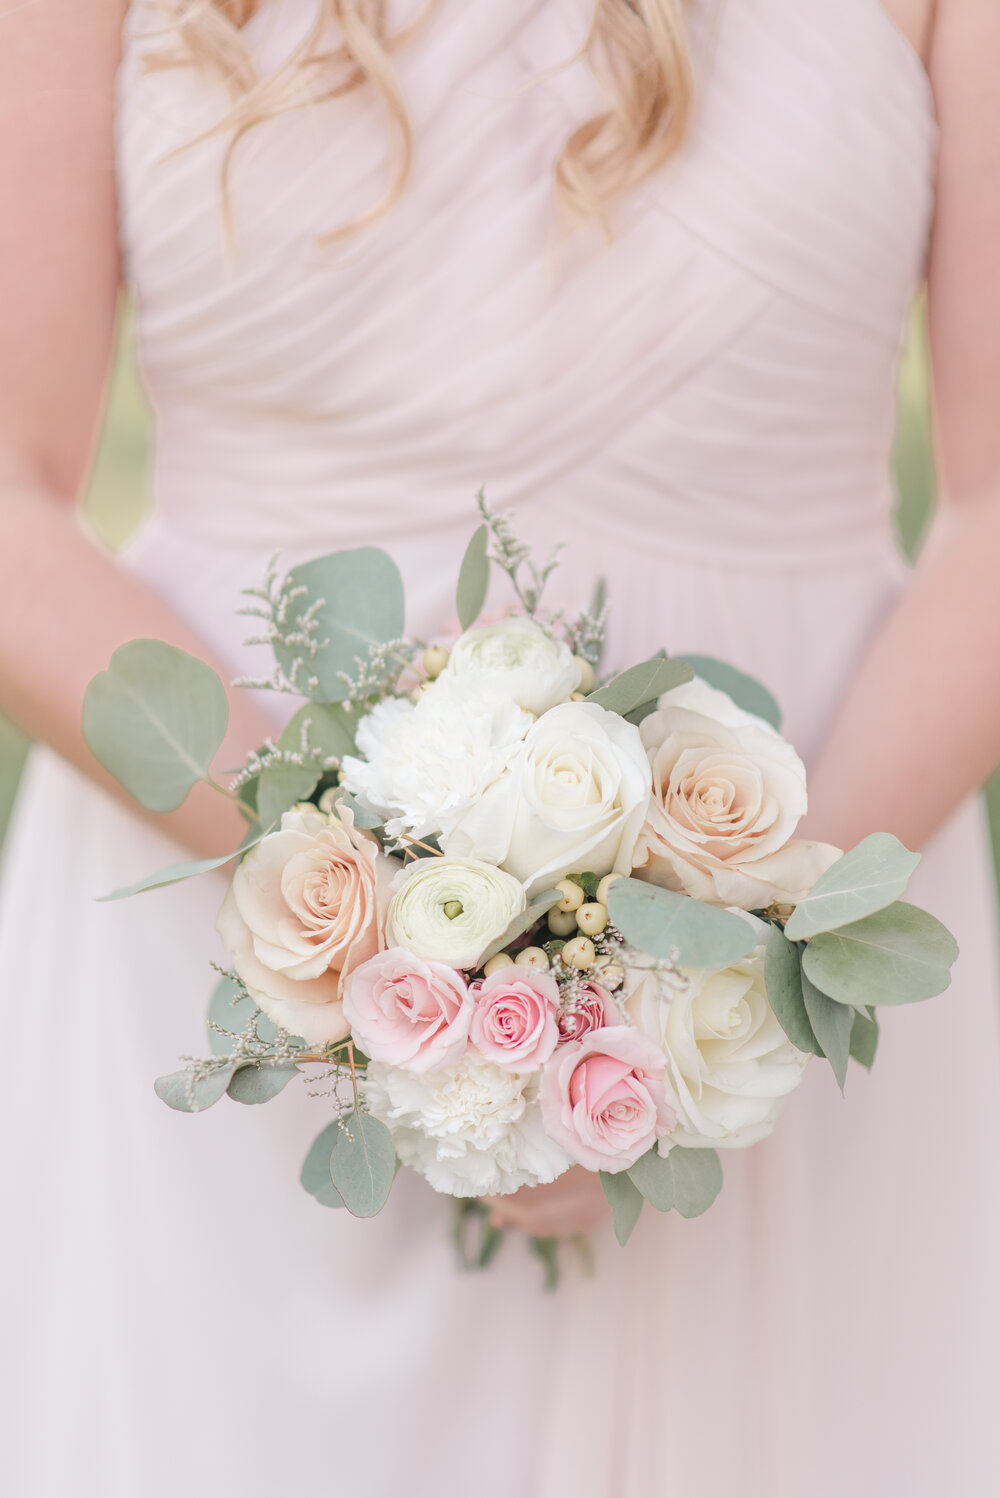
[562,936,596,970]
[515,946,550,972]
[576,902,608,936]
[422,645,450,680]
[547,907,579,937]
[596,872,624,906]
[574,657,596,694]
[554,879,585,913]
[483,952,515,976]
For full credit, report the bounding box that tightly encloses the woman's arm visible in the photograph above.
[803,0,1000,852]
[0,0,275,859]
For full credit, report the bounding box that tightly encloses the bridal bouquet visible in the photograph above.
[84,497,958,1260]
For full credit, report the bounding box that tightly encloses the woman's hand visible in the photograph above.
[484,1165,610,1237]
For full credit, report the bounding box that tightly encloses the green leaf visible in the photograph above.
[98,825,265,903]
[626,1147,677,1211]
[477,889,561,965]
[456,523,491,630]
[328,1110,396,1218]
[764,927,823,1055]
[154,1063,236,1113]
[784,833,921,941]
[802,901,959,1008]
[83,640,229,812]
[607,879,757,968]
[599,1170,645,1245]
[849,1008,880,1070]
[255,702,358,828]
[587,656,694,717]
[800,970,853,1091]
[676,654,782,731]
[331,789,385,831]
[226,1061,300,1105]
[300,1122,346,1210]
[206,972,283,1056]
[272,549,405,703]
[628,1147,723,1218]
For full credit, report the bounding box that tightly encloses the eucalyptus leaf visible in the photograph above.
[273,548,406,703]
[83,640,229,812]
[784,833,921,941]
[206,972,282,1056]
[629,1147,722,1218]
[587,656,693,717]
[599,1170,645,1245]
[300,1122,346,1209]
[256,765,320,829]
[676,654,782,731]
[97,827,265,903]
[764,927,823,1056]
[226,1062,300,1105]
[626,1146,677,1211]
[800,971,853,1091]
[849,1008,880,1070]
[154,1063,236,1113]
[608,879,757,968]
[802,901,958,1008]
[478,890,561,965]
[456,523,490,631]
[328,1110,396,1218]
[332,790,385,831]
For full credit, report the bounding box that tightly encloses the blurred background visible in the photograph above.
[1,296,998,898]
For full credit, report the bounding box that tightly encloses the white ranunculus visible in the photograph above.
[339,678,532,844]
[626,915,808,1149]
[633,678,841,909]
[364,1054,573,1196]
[445,701,651,898]
[386,856,526,969]
[443,616,582,716]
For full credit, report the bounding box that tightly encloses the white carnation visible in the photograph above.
[364,1053,573,1196]
[339,678,532,842]
[443,616,581,716]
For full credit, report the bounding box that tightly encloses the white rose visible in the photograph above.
[626,915,808,1149]
[364,1054,573,1196]
[339,678,532,843]
[633,678,841,909]
[445,701,651,898]
[443,616,581,716]
[215,808,398,1046]
[386,856,526,969]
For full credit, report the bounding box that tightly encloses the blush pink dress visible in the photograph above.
[2,1,999,1493]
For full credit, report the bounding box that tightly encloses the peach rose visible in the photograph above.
[469,969,560,1070]
[539,1026,676,1173]
[216,807,398,1045]
[342,948,472,1072]
[633,679,840,909]
[556,980,624,1045]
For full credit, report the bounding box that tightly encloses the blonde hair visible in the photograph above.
[156,0,695,239]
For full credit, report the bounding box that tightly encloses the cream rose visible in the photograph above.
[215,807,397,1046]
[442,617,581,716]
[626,915,809,1148]
[633,678,840,909]
[444,701,651,898]
[385,856,526,969]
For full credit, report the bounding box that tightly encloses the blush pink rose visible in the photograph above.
[556,981,624,1045]
[469,969,560,1070]
[539,1026,676,1172]
[342,948,472,1073]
